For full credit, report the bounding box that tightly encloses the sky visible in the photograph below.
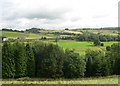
[0,0,119,30]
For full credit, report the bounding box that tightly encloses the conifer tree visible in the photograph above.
[13,41,27,78]
[26,43,35,77]
[2,42,15,78]
[85,56,92,77]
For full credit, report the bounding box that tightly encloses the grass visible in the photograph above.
[42,40,118,55]
[2,75,118,84]
[57,41,118,55]
[2,31,30,38]
[1,31,74,39]
[1,31,52,39]
[39,30,82,34]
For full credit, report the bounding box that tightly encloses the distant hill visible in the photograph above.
[71,27,120,31]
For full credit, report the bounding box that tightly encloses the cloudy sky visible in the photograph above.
[0,0,119,30]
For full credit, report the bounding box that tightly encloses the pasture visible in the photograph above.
[1,31,75,39]
[57,41,118,55]
[1,31,52,39]
[39,30,82,34]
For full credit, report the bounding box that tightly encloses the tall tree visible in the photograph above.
[13,41,27,78]
[85,56,92,77]
[26,43,35,77]
[2,42,15,78]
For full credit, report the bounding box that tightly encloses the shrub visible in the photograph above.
[101,43,104,46]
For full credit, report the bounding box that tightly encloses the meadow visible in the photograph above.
[56,41,118,55]
[1,31,74,39]
[1,31,52,39]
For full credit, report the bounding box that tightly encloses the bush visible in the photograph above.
[106,46,111,51]
[94,39,101,46]
[101,43,104,46]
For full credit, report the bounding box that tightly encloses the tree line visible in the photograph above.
[76,32,120,42]
[72,27,120,30]
[2,28,24,33]
[2,41,120,79]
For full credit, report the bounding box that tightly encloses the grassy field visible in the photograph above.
[1,31,52,39]
[2,75,118,84]
[1,31,75,39]
[39,30,82,34]
[57,41,118,55]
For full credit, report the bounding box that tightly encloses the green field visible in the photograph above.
[1,31,52,39]
[2,75,118,84]
[57,41,119,55]
[45,34,74,38]
[1,31,74,39]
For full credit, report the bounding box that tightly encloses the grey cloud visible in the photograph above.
[23,9,67,19]
[1,6,70,21]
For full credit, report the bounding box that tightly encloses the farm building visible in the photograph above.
[0,36,8,42]
[3,38,8,41]
[18,36,26,39]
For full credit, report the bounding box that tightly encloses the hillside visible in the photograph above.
[1,31,52,39]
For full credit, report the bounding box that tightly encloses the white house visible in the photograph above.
[3,38,8,41]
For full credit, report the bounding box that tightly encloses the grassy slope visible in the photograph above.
[1,31,74,39]
[1,31,52,39]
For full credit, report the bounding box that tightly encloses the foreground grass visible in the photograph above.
[2,76,118,84]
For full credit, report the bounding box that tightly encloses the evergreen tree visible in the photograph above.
[13,41,27,78]
[2,42,15,78]
[110,43,120,75]
[85,49,110,77]
[39,44,64,78]
[32,41,46,77]
[26,43,35,77]
[85,56,92,77]
[100,55,110,76]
